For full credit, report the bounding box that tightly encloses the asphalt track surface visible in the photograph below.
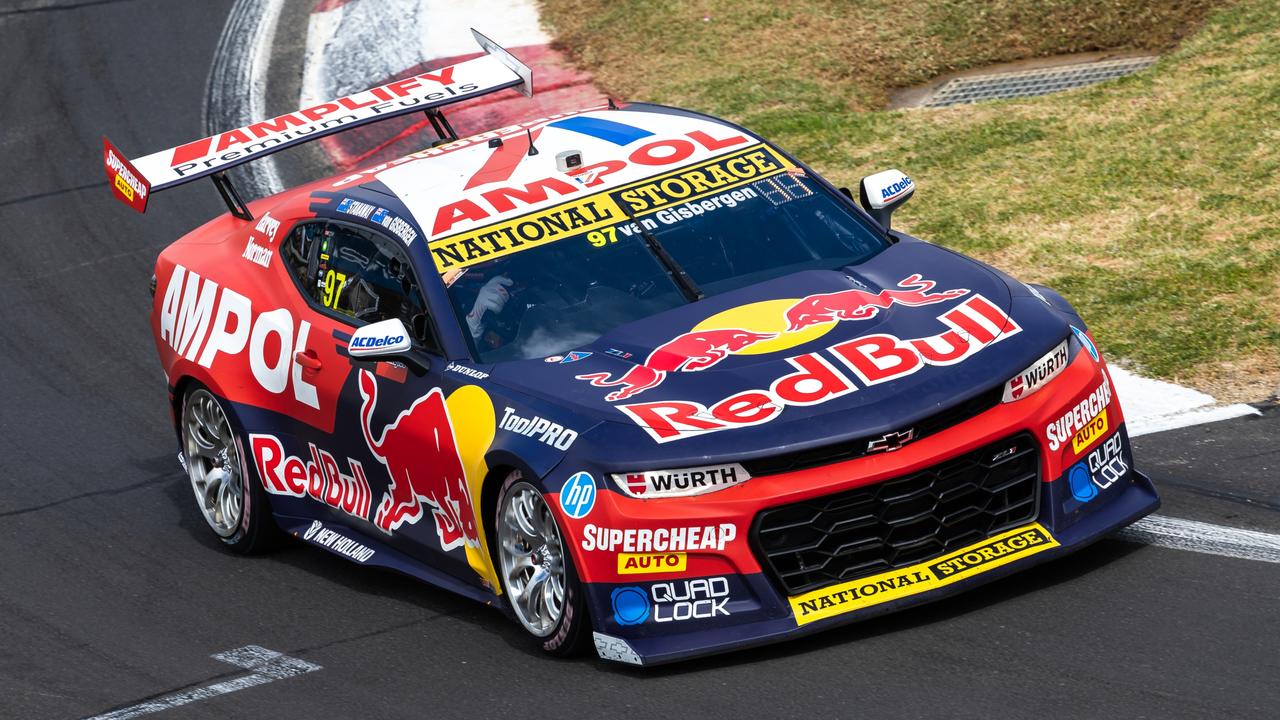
[1,2,1278,718]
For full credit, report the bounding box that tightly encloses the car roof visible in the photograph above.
[305,103,768,275]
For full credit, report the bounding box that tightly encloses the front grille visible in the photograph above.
[741,385,1003,476]
[752,433,1040,595]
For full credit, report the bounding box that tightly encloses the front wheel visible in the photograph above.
[496,472,591,656]
[181,386,275,554]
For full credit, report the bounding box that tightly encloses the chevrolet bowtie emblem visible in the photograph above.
[867,428,915,453]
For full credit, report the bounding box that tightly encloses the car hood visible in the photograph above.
[488,240,1071,467]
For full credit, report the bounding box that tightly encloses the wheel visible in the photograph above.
[180,386,275,554]
[496,471,591,656]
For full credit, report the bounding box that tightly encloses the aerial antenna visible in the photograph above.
[526,126,539,156]
[607,97,618,110]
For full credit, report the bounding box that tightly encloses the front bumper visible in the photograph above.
[557,350,1160,666]
[594,469,1157,665]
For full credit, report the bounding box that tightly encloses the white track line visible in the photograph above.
[1110,367,1260,437]
[205,0,286,197]
[302,0,550,106]
[86,646,321,720]
[1117,515,1280,564]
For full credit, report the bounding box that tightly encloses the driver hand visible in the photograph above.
[466,276,513,339]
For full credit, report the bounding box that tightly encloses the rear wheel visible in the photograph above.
[181,387,274,553]
[496,472,590,656]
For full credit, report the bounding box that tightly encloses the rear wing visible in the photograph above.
[103,29,531,218]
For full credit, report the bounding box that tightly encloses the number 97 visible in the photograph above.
[586,226,618,248]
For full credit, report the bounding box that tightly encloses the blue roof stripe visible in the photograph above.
[547,116,654,146]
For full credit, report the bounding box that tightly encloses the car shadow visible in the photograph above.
[159,462,1149,670]
[609,538,1149,677]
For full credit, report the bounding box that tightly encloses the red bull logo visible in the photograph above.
[619,295,1020,442]
[358,369,478,550]
[575,329,776,401]
[784,273,969,331]
[575,274,968,402]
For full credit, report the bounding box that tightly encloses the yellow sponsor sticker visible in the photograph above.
[114,173,135,202]
[1071,411,1109,455]
[427,144,793,273]
[788,523,1058,626]
[428,194,626,272]
[610,145,791,214]
[617,552,688,575]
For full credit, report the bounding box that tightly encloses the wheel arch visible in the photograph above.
[478,450,544,590]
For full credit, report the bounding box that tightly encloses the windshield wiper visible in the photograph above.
[619,204,704,302]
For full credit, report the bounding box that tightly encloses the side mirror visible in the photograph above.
[348,319,426,374]
[859,169,914,230]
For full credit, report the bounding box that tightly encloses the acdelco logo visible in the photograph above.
[880,176,912,201]
[158,264,319,408]
[350,334,405,349]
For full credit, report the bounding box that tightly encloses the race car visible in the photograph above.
[103,31,1159,665]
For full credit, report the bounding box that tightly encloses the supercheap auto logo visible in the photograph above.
[1045,375,1112,455]
[788,523,1058,626]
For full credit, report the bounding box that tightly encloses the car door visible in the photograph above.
[294,219,491,583]
[236,219,365,528]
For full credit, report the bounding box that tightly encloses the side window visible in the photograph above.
[283,221,323,289]
[307,222,437,351]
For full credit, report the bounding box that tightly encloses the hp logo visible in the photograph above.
[559,471,597,519]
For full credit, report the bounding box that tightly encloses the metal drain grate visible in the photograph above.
[924,56,1158,107]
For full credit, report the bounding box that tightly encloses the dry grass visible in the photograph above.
[540,0,1217,111]
[539,0,1280,402]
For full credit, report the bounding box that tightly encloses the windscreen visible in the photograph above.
[446,170,889,362]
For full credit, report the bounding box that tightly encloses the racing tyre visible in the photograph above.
[180,387,275,554]
[496,471,591,657]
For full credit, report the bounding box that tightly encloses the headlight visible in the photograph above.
[612,463,752,498]
[1002,338,1070,402]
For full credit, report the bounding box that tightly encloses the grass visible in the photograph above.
[538,0,1280,402]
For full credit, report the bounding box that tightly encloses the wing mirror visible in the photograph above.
[858,169,914,230]
[348,319,426,374]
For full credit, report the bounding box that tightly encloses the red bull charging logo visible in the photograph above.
[575,274,970,401]
[358,369,479,550]
[784,273,969,331]
[575,329,776,401]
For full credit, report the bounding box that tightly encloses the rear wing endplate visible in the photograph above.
[103,29,531,217]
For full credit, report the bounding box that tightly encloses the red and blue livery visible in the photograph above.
[102,31,1158,665]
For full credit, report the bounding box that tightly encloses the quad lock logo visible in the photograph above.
[1068,432,1128,503]
[611,576,731,626]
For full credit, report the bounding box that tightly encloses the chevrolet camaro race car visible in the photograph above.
[102,32,1159,665]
